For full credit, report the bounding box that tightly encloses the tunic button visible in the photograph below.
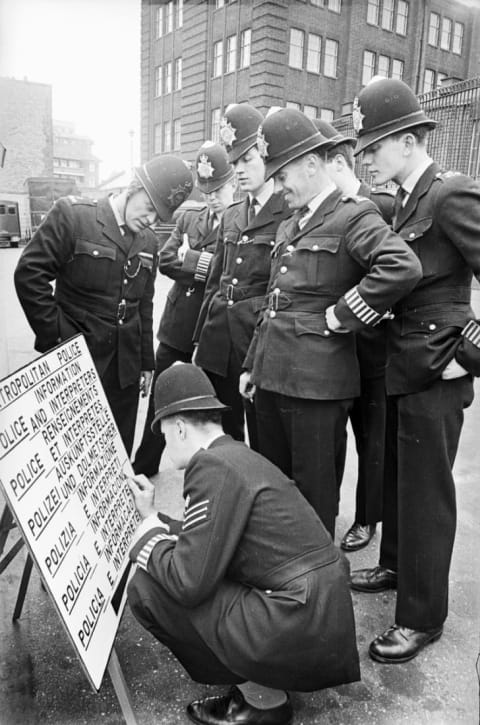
[287,244,294,252]
[228,300,234,307]
[232,278,238,285]
[236,257,243,264]
[270,240,275,246]
[428,323,437,330]
[273,287,280,294]
[269,310,276,318]
[265,589,272,595]
[242,235,249,242]
[119,320,123,326]
[93,250,99,256]
[324,329,331,336]
[312,244,319,251]
[124,279,128,284]
[409,232,415,239]
[280,266,287,273]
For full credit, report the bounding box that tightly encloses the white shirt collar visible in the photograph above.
[248,179,275,211]
[109,194,127,234]
[401,157,434,199]
[305,182,337,216]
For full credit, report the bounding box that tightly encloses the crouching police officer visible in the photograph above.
[14,156,193,455]
[127,363,360,725]
[241,108,422,538]
[132,142,236,476]
[349,78,480,663]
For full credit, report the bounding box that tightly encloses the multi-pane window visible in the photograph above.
[424,68,435,93]
[176,0,183,28]
[440,17,452,50]
[391,58,404,80]
[163,121,172,152]
[362,50,376,86]
[288,29,304,69]
[175,57,182,90]
[395,0,408,35]
[428,12,440,46]
[213,40,223,77]
[165,1,174,34]
[304,104,317,119]
[367,0,380,25]
[307,33,321,73]
[211,108,221,142]
[156,6,163,38]
[240,29,251,68]
[319,108,334,122]
[286,101,301,110]
[173,119,181,150]
[324,38,338,77]
[381,0,394,31]
[328,0,341,12]
[378,54,390,77]
[452,22,464,54]
[226,34,237,73]
[164,61,172,93]
[154,123,162,154]
[155,65,162,97]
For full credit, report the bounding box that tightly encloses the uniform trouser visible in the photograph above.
[101,357,139,457]
[349,375,386,525]
[255,388,352,538]
[128,568,245,685]
[379,375,474,630]
[132,343,192,476]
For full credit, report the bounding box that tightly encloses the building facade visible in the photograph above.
[53,121,100,191]
[140,0,480,163]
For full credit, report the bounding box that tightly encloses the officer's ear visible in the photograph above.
[175,416,188,440]
[401,132,417,154]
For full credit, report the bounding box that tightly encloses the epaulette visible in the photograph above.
[370,187,395,198]
[435,170,461,180]
[341,195,371,203]
[66,195,97,205]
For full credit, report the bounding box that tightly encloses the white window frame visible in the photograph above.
[328,0,341,13]
[378,54,390,77]
[164,61,172,94]
[395,0,408,36]
[163,120,172,153]
[288,28,304,69]
[324,38,339,78]
[320,108,334,122]
[440,17,452,51]
[213,40,223,77]
[176,0,183,28]
[226,34,237,73]
[306,33,321,74]
[391,58,404,80]
[424,68,435,93]
[362,50,376,86]
[156,6,163,38]
[452,22,464,55]
[165,1,174,34]
[211,108,221,142]
[240,28,251,68]
[154,123,162,154]
[304,104,317,120]
[367,0,379,26]
[175,57,182,90]
[428,12,440,46]
[155,65,162,97]
[381,0,394,31]
[173,119,181,150]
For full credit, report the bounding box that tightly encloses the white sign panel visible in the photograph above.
[0,335,140,690]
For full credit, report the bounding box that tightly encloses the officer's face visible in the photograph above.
[232,147,266,194]
[201,179,236,216]
[361,136,406,185]
[125,189,159,232]
[274,156,313,209]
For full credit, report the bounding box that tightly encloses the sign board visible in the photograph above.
[0,335,140,690]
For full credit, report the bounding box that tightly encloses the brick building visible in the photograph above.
[53,121,100,192]
[140,0,480,163]
[0,76,53,233]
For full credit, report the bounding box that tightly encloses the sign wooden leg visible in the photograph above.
[107,647,138,725]
[13,553,33,621]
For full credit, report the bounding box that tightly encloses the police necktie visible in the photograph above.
[296,205,312,231]
[393,186,407,224]
[248,197,258,225]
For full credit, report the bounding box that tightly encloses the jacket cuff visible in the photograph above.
[129,526,177,570]
[335,286,383,329]
[182,248,202,275]
[462,319,480,348]
[455,319,480,377]
[194,251,213,282]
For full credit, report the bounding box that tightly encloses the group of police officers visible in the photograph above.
[14,77,480,724]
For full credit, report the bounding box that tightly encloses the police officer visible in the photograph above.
[349,78,480,663]
[132,142,236,476]
[315,118,394,552]
[14,156,193,455]
[193,103,291,449]
[127,363,360,725]
[240,108,422,538]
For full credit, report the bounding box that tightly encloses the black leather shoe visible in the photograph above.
[187,686,293,725]
[369,624,443,663]
[340,523,376,551]
[350,565,397,592]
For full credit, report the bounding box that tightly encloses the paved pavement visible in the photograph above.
[0,247,479,724]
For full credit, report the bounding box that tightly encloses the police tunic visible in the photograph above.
[128,435,360,691]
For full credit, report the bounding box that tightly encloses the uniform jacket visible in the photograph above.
[245,188,422,400]
[356,182,394,380]
[194,192,291,376]
[14,196,157,387]
[130,435,360,691]
[387,163,480,394]
[157,206,217,354]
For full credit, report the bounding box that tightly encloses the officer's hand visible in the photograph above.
[127,475,156,520]
[325,305,350,334]
[240,371,256,402]
[140,370,153,397]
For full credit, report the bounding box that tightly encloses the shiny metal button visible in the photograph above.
[269,310,276,318]
[93,250,99,256]
[119,320,123,326]
[236,257,243,264]
[324,329,331,336]
[270,240,275,246]
[428,323,437,330]
[265,589,272,594]
[287,244,294,252]
[312,244,319,251]
[273,287,280,294]
[123,279,128,284]
[409,232,415,239]
[232,278,238,285]
[242,235,249,242]
[227,300,234,307]
[280,266,287,273]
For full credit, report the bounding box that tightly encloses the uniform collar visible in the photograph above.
[401,157,434,200]
[304,182,337,216]
[109,194,127,235]
[248,179,274,211]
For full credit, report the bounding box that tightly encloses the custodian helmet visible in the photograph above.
[135,155,194,223]
[195,141,235,193]
[257,108,331,180]
[353,78,437,156]
[219,103,264,163]
[313,119,356,148]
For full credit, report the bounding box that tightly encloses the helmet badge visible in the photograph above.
[219,118,237,147]
[352,97,365,133]
[197,154,214,179]
[256,128,269,158]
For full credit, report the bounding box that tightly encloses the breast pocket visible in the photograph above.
[294,235,341,288]
[69,239,117,292]
[399,218,436,277]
